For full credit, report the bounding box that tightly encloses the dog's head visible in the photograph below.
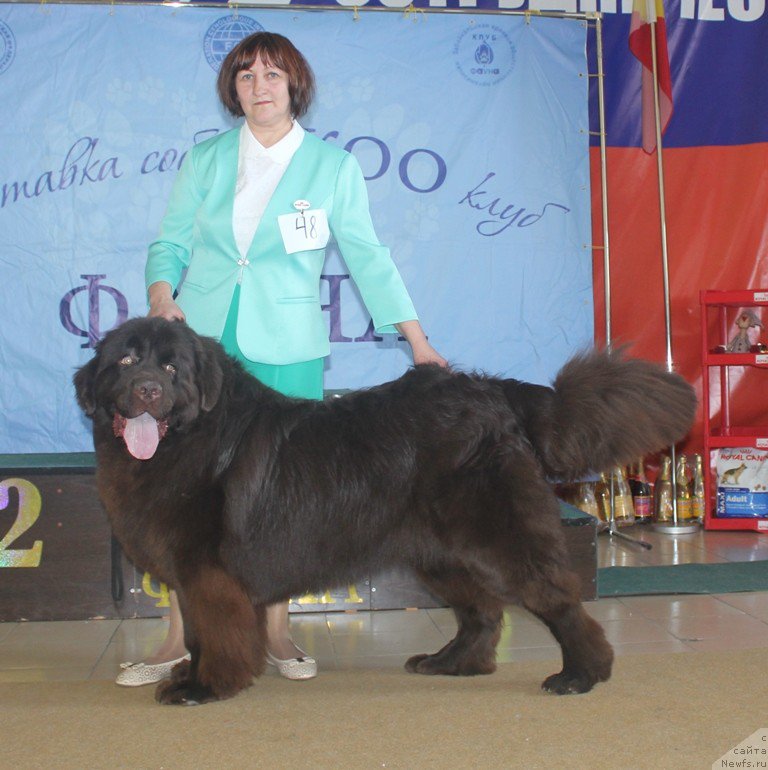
[74,317,223,459]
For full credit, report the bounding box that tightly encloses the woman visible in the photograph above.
[116,31,445,687]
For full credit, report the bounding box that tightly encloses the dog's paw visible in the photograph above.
[168,658,191,683]
[155,677,218,706]
[541,671,596,695]
[405,653,495,676]
[405,654,432,674]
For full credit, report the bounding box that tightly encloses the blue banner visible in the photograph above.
[586,8,768,149]
[0,4,591,453]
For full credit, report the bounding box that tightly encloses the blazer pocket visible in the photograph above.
[180,280,207,291]
[276,295,317,304]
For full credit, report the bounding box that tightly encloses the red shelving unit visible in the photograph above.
[700,290,768,531]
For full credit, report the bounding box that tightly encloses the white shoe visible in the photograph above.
[115,654,191,687]
[266,648,317,680]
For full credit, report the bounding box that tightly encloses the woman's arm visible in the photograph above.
[328,154,416,333]
[147,281,185,321]
[395,319,447,367]
[145,148,205,303]
[330,153,447,367]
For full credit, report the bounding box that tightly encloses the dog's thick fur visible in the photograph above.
[74,317,696,705]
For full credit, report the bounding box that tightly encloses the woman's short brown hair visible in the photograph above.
[217,32,315,119]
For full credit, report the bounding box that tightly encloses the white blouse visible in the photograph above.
[232,120,305,259]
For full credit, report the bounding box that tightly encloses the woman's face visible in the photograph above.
[235,55,292,132]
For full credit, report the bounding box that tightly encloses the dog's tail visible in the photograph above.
[500,349,697,480]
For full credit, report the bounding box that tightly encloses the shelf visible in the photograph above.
[704,353,768,366]
[706,429,768,449]
[702,517,768,532]
[701,289,768,531]
[701,289,768,307]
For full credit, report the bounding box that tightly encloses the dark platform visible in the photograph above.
[0,454,596,622]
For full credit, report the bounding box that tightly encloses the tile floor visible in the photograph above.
[1,527,768,684]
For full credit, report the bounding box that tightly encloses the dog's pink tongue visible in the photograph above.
[122,412,160,460]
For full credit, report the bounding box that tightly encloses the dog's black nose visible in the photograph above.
[135,380,163,404]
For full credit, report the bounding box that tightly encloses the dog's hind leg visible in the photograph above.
[405,567,503,676]
[446,461,612,694]
[468,529,613,694]
[518,568,613,695]
[155,565,262,705]
[455,550,612,693]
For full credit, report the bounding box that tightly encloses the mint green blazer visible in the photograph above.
[145,127,417,365]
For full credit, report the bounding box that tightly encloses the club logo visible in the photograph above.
[453,24,516,87]
[203,15,264,72]
[0,21,15,75]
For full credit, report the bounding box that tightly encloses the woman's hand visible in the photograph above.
[410,338,448,367]
[147,281,185,321]
[395,320,448,368]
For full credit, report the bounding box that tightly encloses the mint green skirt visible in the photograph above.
[219,285,324,400]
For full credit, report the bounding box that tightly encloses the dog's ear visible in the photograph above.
[73,356,99,416]
[197,336,224,412]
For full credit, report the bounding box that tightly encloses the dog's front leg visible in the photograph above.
[155,566,262,705]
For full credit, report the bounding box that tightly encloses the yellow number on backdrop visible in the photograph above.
[142,572,171,608]
[296,590,334,605]
[0,478,43,568]
[133,578,361,609]
[345,584,364,604]
[296,585,364,605]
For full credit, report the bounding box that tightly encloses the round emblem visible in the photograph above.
[453,24,516,87]
[0,21,16,75]
[203,15,264,72]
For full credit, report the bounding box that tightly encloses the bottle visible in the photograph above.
[654,455,674,522]
[628,458,654,523]
[675,454,694,522]
[692,453,706,522]
[594,473,610,523]
[612,466,636,527]
[574,482,600,521]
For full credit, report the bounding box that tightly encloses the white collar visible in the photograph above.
[240,120,304,164]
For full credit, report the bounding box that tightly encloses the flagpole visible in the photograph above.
[595,14,612,352]
[593,16,651,549]
[649,20,672,375]
[647,13,698,534]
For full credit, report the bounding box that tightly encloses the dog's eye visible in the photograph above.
[164,363,177,375]
[119,355,135,367]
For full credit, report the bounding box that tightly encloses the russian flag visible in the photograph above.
[629,0,673,153]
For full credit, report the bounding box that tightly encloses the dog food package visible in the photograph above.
[715,448,768,517]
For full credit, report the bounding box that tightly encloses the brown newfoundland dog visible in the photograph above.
[74,317,696,705]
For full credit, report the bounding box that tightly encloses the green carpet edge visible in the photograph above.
[597,559,768,597]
